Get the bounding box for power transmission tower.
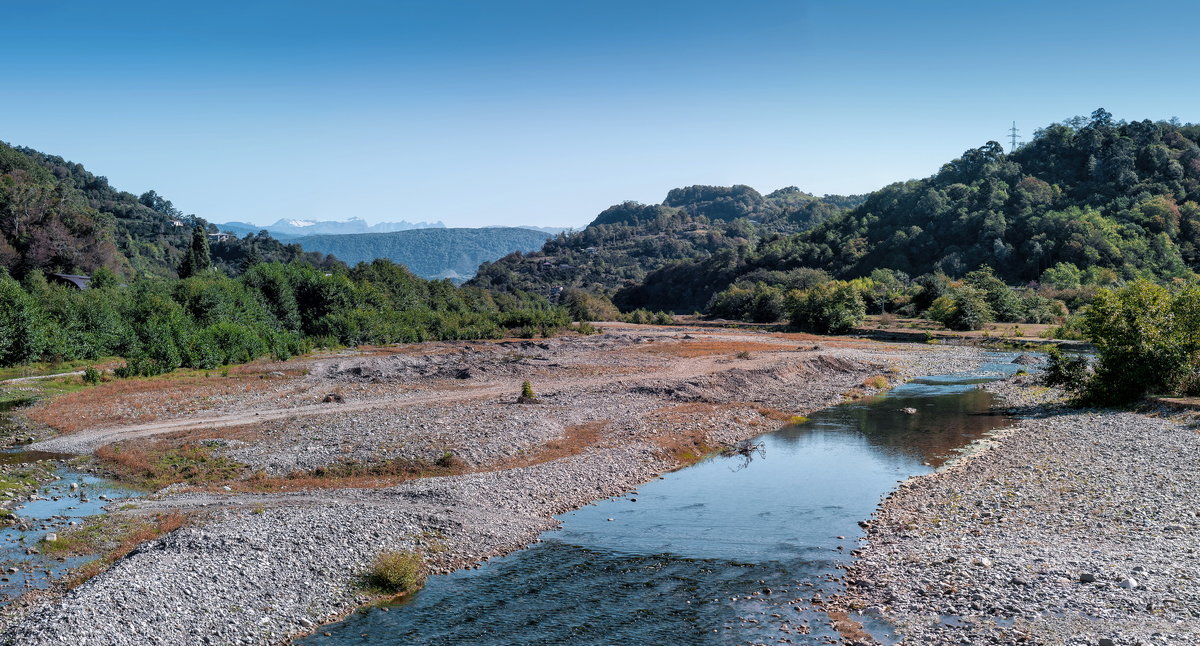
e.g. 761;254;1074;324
1009;121;1021;153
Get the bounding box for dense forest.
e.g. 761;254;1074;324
9;111;1200;385
0;260;568;371
467;185;862;298
0;142;572;372
292;227;553;282
622;111;1200;312
0;142;339;279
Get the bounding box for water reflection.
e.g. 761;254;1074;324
300;358;1020;645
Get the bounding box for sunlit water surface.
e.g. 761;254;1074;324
298;357;1023;645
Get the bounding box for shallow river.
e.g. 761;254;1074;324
0;404;141;605
301;356;1022;645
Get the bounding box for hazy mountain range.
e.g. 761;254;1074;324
216;217;445;239
291;227;555;282
217;218;571;240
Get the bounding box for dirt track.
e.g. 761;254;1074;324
2;324;995;646
27;323;888;464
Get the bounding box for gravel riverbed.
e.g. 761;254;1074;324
0;329;995;645
835;378;1200;645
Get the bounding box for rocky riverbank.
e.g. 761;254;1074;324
836;378;1200;645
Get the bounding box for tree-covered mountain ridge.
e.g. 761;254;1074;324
0;141;339;279
216;217;446;239
290;227;555;282
466;184;865;299
623;110;1200;311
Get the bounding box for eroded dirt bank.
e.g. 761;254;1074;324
0;324;991;645
832;380;1200;646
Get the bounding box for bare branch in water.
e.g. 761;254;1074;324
720;439;765;470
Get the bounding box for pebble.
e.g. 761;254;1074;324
831;377;1200;644
3;335;998;645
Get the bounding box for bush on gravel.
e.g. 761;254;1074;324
368;550;425;595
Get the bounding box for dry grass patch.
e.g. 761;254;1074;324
96;440;247;489
826;609;876;644
27;369;287;433
45;511;188;588
230;454;471;492
643;402;758;466
862;374;890;389
497;421;609;470
638;339;786;359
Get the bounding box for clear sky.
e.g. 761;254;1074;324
3;0;1198;228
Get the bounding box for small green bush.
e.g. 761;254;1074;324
369;551;425;595
785;281;865;334
1041;346;1092;397
82;366;103;385
574;322;600;335
521;380;536;399
114;355;170;378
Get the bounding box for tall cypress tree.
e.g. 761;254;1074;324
179;225;211;278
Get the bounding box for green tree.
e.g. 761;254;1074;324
1079;280;1183;404
1040;262;1082;289
179;225;211;278
928;285;994;330
786;281;865;334
964;266;1024;321
0;273;48;366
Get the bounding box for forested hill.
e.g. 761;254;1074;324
466;185;863;297
292;227;554;282
0;142;339;279
622;111;1200;311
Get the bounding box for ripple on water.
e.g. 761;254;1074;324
300;357;1022;645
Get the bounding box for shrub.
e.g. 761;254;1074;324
1041;346;1092;396
965;267;1025;322
520;380;536;399
82;366;103;385
863;375;889;389
706;282;785;322
1046;280;1200;405
560;289;619;321
368;551;425;595
927;286;994;331
651;311;674;325
114;355;171;378
0;274;49;366
573;322;600;335
1076;281;1183;404
785;281;865;334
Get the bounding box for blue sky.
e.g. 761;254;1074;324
3;1;1198;228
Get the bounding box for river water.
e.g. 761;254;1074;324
0;405;141;605
301;356;1022;645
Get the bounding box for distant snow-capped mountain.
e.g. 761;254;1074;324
216;217;446;239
